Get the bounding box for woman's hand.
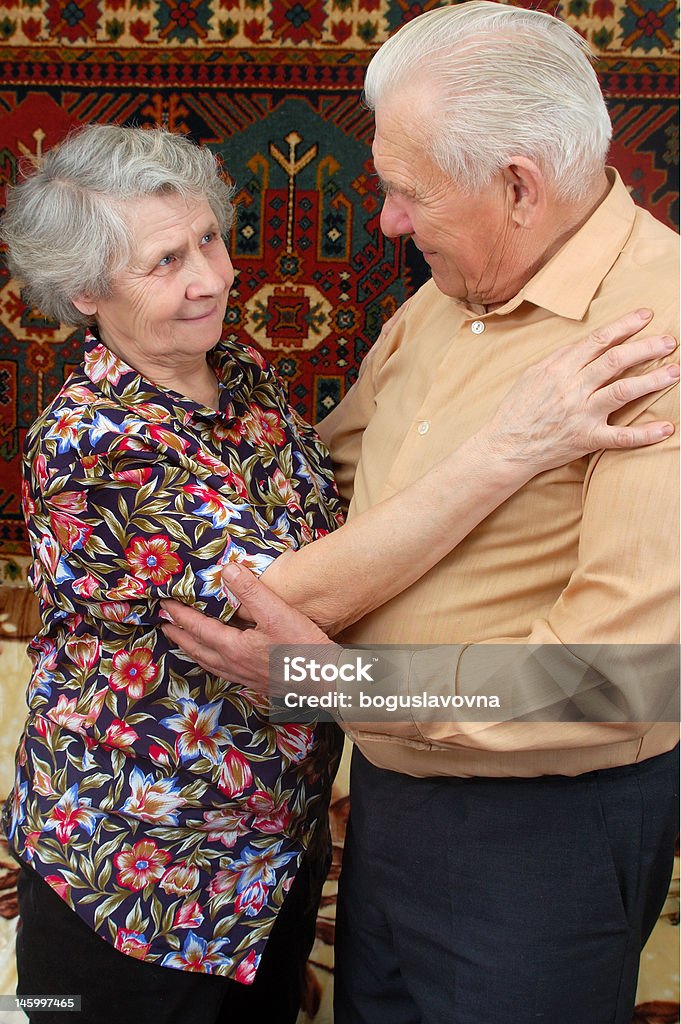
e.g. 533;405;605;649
480;309;678;475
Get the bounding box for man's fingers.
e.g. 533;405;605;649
162;600;219;645
162;621;229;675
221;563;280;628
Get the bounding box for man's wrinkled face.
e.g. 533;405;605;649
372;95;521;306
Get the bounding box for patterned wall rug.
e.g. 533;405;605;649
0;0;678;589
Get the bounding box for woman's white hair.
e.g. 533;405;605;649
363;1;612;201
0;124;235;327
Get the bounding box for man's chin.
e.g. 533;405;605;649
428;271;469;302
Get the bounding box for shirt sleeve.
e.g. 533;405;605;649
344;383;680;752
26;438;261;627
317;304;409;503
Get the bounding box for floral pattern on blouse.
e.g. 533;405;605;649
3;331;344;981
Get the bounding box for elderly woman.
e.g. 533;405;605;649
0;124;675;1024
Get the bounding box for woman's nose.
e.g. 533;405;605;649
185;247;233;298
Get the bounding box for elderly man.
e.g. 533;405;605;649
165;3;679;1022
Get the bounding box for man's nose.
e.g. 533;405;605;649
379;195;413;238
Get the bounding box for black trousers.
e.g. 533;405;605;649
16;834;329;1024
335;745;679;1024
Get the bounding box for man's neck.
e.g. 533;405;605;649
483;171;612;312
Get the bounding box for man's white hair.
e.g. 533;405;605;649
363;1;612;201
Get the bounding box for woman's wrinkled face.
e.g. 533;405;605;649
75;193;234;376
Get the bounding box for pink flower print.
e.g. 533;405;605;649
148;743;173;766
111;466;152;486
108;647;158;700
84;342;130;384
234;948;261;984
47;696;87;733
235;878;268;917
226;470;248;500
102;718;139;751
45;875;71;902
33;767;55;797
46;491;92;552
221;842;297;918
121;767;185;825
275;724;314;764
45;408;81;452
147;425;190;454
161;933;232;974
246;790;292;834
64;633;101;670
245;404;286;446
72;573;100;598
173;900;205;929
125;535;183;586
182;484;243;527
218;748;254;798
267;468;302;511
114;927;152;960
160;698;231;765
160;861;200;896
99;601;133;622
114;839;171;891
200;807;249;849
107;574;148;600
43;784;101;844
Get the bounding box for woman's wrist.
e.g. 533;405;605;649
457;428;538;494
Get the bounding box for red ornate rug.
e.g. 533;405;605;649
0;0;678;583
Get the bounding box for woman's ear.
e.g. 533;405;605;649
72;295;98;316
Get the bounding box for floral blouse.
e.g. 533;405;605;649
3;331;344;981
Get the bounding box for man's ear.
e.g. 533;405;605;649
502;157;547;229
72;295;98;316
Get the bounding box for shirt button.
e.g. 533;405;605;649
471;320;485;335
417;420;430;435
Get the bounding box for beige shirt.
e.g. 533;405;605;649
320;170;680;778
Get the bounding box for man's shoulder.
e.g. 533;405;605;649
594;203;679;333
627;204;679;261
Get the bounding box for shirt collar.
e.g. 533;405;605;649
82;331;244;422
517;169;636;320
457;169;637;322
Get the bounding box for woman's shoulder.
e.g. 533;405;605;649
25;367;127;463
